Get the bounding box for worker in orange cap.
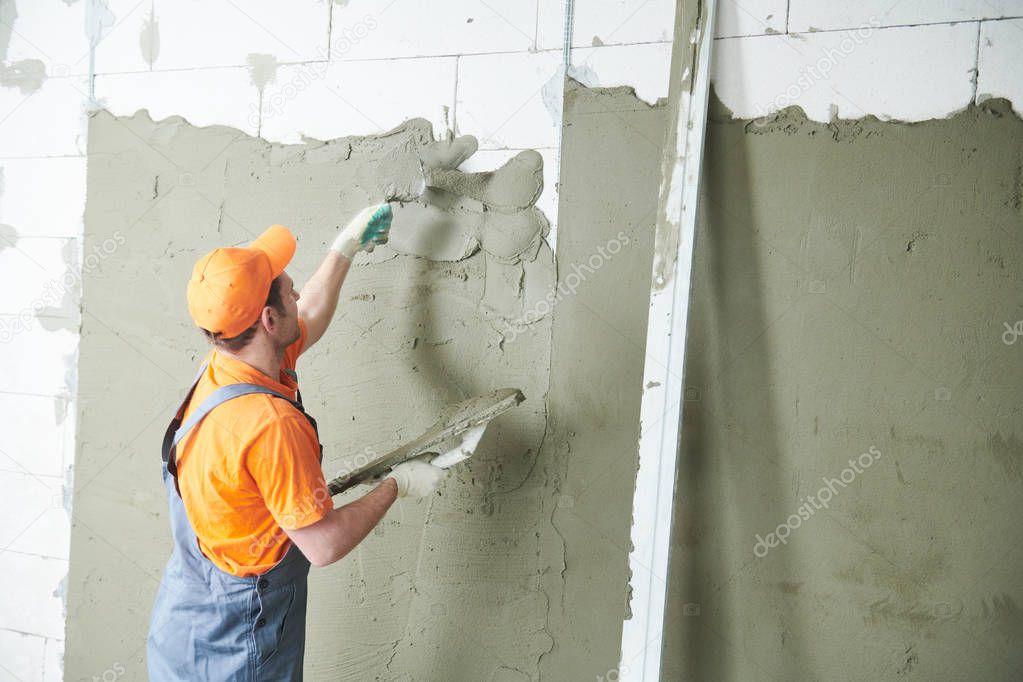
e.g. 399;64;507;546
147;205;450;681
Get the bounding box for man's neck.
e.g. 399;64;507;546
219;343;284;381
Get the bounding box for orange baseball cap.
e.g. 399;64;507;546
187;225;296;338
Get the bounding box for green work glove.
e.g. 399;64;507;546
331;203;392;259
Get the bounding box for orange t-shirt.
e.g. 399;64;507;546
175;318;332;576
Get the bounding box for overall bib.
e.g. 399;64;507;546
147;361;322;681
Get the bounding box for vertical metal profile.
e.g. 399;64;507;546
619;0;717;679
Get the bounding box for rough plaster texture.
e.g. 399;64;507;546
63;79;1023;680
536;79;667;680
662;96;1023;679
66;111;558;680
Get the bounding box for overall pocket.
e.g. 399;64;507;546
252;581;297;668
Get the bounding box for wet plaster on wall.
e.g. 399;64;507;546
536;78;668;680
61;79;1023;680
247;52;278;137
65;110;558;680
534;78;1023;680
660;95;1023;679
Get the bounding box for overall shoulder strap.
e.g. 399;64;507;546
170;383;296;451
161;359;211;465
162;381;302;495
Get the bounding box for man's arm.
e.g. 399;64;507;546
284;459;447;567
285;478;397;567
298;250;350;352
296;204;393;354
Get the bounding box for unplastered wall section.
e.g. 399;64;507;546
0;1;91;679
1;0;1021;678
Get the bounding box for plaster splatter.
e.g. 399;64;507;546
139;6;160;68
246;53;279;92
0;1;45;93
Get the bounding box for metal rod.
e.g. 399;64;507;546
619;0;718;679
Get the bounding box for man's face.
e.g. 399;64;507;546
274;272;302;349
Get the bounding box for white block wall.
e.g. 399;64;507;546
0;0;1020;678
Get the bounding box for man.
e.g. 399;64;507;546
148;205;453;680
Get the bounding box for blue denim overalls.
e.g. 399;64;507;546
147;360;323;681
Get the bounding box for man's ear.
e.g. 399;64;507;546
260;305;278;333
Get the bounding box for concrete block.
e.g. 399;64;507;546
717;0;788;37
7;506;71;562
788;0;1022;32
91;0;158;75
151;0;330;70
0;324;77;396
94;68;259;135
0;237;76;318
0;76;88;157
712;23;977;121
0;552;67;640
43;637;64;682
977;18;1023;117
1;0;91;77
0;628;46;682
0;470;67;560
0;159;87;239
456;51;564;149
569;42;673;105
330;1;536;59
538;0;674;49
0;394;68;479
95;0;330;73
259;57;457;144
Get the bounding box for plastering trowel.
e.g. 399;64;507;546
327;388;525;496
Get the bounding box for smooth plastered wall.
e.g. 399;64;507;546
660;95;1023;679
546;79;1023;680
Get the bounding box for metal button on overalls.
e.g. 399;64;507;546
147;361;323;681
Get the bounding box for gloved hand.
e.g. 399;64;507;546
430;424;487;469
384;457;447;498
331;203;393;259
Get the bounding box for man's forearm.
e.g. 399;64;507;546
298;250;351;348
322;479;397;565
